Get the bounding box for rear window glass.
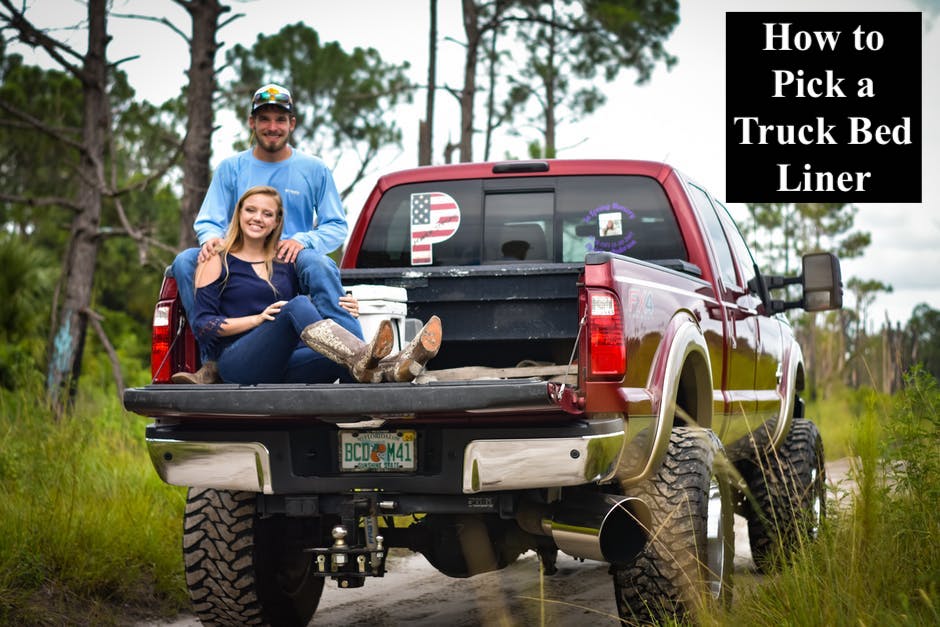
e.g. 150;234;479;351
356;175;686;267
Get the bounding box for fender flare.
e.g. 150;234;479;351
621;311;713;486
770;338;804;450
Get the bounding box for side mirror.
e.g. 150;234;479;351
801;252;842;311
751;252;843;313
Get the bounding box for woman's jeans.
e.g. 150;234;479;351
171;248;363;362
217;295;352;384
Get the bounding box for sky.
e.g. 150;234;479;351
16;0;940;328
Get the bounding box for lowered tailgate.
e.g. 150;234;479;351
123;378;558;420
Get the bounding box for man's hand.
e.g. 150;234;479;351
277;239;305;263
339;293;359;318
198;237;224;263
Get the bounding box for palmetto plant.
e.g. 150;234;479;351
0;234;56;388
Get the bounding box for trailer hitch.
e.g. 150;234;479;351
304;494;388;587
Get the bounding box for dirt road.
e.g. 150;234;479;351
299;507;770;625
142;522;751;626
142;459;854;627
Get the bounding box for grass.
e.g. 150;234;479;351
705;369;940;626
0;370;936;625
0;384;189;625
804;382;891;461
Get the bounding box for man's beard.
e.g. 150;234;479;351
257;133;289;153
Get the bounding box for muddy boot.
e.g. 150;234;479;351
301;319;394;383
171;361;220;384
377;315;442;382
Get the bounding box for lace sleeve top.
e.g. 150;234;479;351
191;254;299;360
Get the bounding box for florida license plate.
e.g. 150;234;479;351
339;430;416;472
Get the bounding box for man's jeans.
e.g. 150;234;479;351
170;248;363;362
294;249;363;339
215;295;351;384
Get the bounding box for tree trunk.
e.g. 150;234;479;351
459;0;481;162
483;26;497;161
419;0;437;166
543;2;557;158
46;0;109;413
881;319;890;394
177;0;228;250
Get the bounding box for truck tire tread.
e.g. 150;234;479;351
738;418;826;571
612;427;734;624
183;487;322;627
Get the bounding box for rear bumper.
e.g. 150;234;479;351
145;416;625;495
148;439;274;494
462;431;623;493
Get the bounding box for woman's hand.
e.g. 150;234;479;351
257;300;289;326
339;294;359;318
218;300;288;337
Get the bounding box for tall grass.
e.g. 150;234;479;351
1;372;936;625
805;382;892;461
0;384;189;624
711;368;939;626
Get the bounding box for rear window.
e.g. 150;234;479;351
356;175;687;267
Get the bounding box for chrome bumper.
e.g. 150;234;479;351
147;439;273;494
147;428;625;496
462;431;624;493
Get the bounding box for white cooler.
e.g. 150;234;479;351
344;284;408;351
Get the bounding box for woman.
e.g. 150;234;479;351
190;185;441;384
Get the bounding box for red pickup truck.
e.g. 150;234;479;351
124;159;842;625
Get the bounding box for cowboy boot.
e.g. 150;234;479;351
301;319;394;383
171;361;220;384
376;315;442;382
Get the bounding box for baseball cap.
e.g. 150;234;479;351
251;83;293;114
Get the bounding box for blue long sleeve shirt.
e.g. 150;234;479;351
194;149;347;254
191;255;300;361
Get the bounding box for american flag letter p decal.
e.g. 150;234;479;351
410;192;461;265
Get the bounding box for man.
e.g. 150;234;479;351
171;83;360;383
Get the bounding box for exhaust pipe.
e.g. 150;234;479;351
520;492;651;564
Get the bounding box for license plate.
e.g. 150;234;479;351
339;430;416;472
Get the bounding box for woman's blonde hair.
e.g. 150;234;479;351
218;185;285;294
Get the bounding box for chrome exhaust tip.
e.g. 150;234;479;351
544;492;650;563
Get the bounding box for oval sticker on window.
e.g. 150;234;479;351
410;192;461;265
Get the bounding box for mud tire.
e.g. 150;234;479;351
183;488;323;626
738;418;826;571
612;427;734;624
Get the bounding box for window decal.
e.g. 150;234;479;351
585;202;637;254
599;211;623;237
410;192;461;265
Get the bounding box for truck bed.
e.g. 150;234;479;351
340;263;583;369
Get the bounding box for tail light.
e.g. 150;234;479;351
586;289;626;379
151;302;173;383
